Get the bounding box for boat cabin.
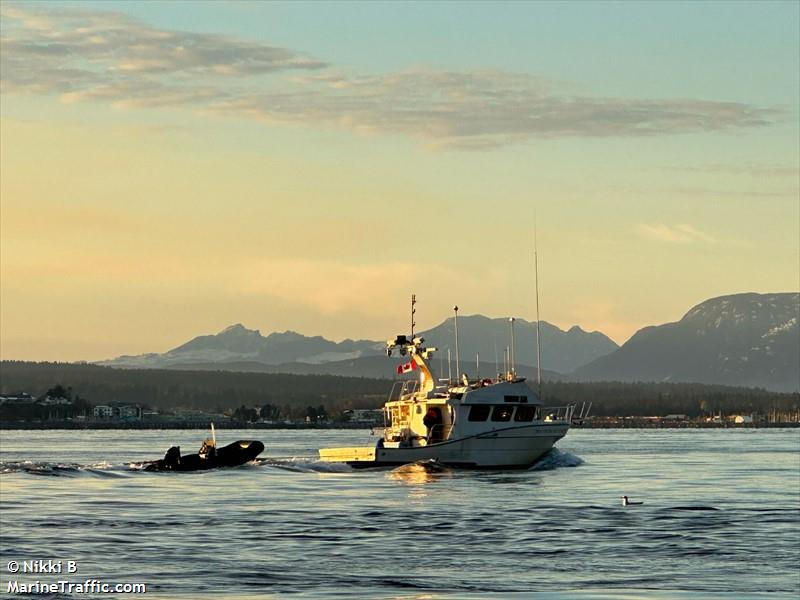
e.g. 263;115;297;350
381;377;549;448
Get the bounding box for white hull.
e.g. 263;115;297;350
325;423;569;469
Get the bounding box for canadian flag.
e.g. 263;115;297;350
396;361;417;375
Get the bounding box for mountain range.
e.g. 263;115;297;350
574;293;798;392
99;292;799;392
99;316;618;377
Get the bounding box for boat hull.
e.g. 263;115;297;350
320;424;569;469
143;440;264;472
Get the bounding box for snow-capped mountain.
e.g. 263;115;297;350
100;324;384;369
98;316;619;374
573;293;799;392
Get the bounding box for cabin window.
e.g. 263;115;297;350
491;406;513;422
514;405;537;422
505;395;529;403
468;405;490;421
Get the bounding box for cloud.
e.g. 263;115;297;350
208;70;779;149
663;163;800;178
0;4;783;150
667;186;798;199
636;223;716;244
0;3;326;94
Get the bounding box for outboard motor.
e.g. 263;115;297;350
163;446;181;469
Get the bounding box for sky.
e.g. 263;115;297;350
1;0;798;361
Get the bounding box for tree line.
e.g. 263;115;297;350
0;361;388;418
1;361;797;419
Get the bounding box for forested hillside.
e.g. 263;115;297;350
2;361;796;419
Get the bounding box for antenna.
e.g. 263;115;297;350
493;337;499;379
509;317;516;377
411;294;416;338
453;305;461;382
447;348;452;384
534;218;542;400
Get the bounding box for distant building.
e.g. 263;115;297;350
117;405;142;420
733;414;754;424
344;408;384;425
0;393;37;405
93;405;114;418
664;414;688;421
93;404;142;420
38;396;73;406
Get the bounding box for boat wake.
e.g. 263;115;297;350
0;460;127;477
2;450;583;477
257;457;354;473
528;448;584;471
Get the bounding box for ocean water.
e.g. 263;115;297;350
0;428;798;599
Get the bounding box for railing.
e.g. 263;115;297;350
571;402;592;425
539;404;576;423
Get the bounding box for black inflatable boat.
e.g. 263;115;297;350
144;438;264;472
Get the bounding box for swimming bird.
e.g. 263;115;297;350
621;495;643;506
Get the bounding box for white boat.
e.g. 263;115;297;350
319;307;582;469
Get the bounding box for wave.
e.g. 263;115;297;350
529;448;584;471
0;460;125;477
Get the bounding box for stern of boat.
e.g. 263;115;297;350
319;446;377;464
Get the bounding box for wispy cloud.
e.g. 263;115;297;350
636;223;716;244
208;70;780;149
662;162;800;178
0;4;783;150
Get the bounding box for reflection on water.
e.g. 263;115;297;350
389;460;455;486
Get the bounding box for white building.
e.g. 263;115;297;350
93;405;114;418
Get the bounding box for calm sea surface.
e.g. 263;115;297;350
1;428;798;599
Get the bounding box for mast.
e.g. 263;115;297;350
453;305;460;381
411;294;416;339
534;222;542;399
476;353;480;379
